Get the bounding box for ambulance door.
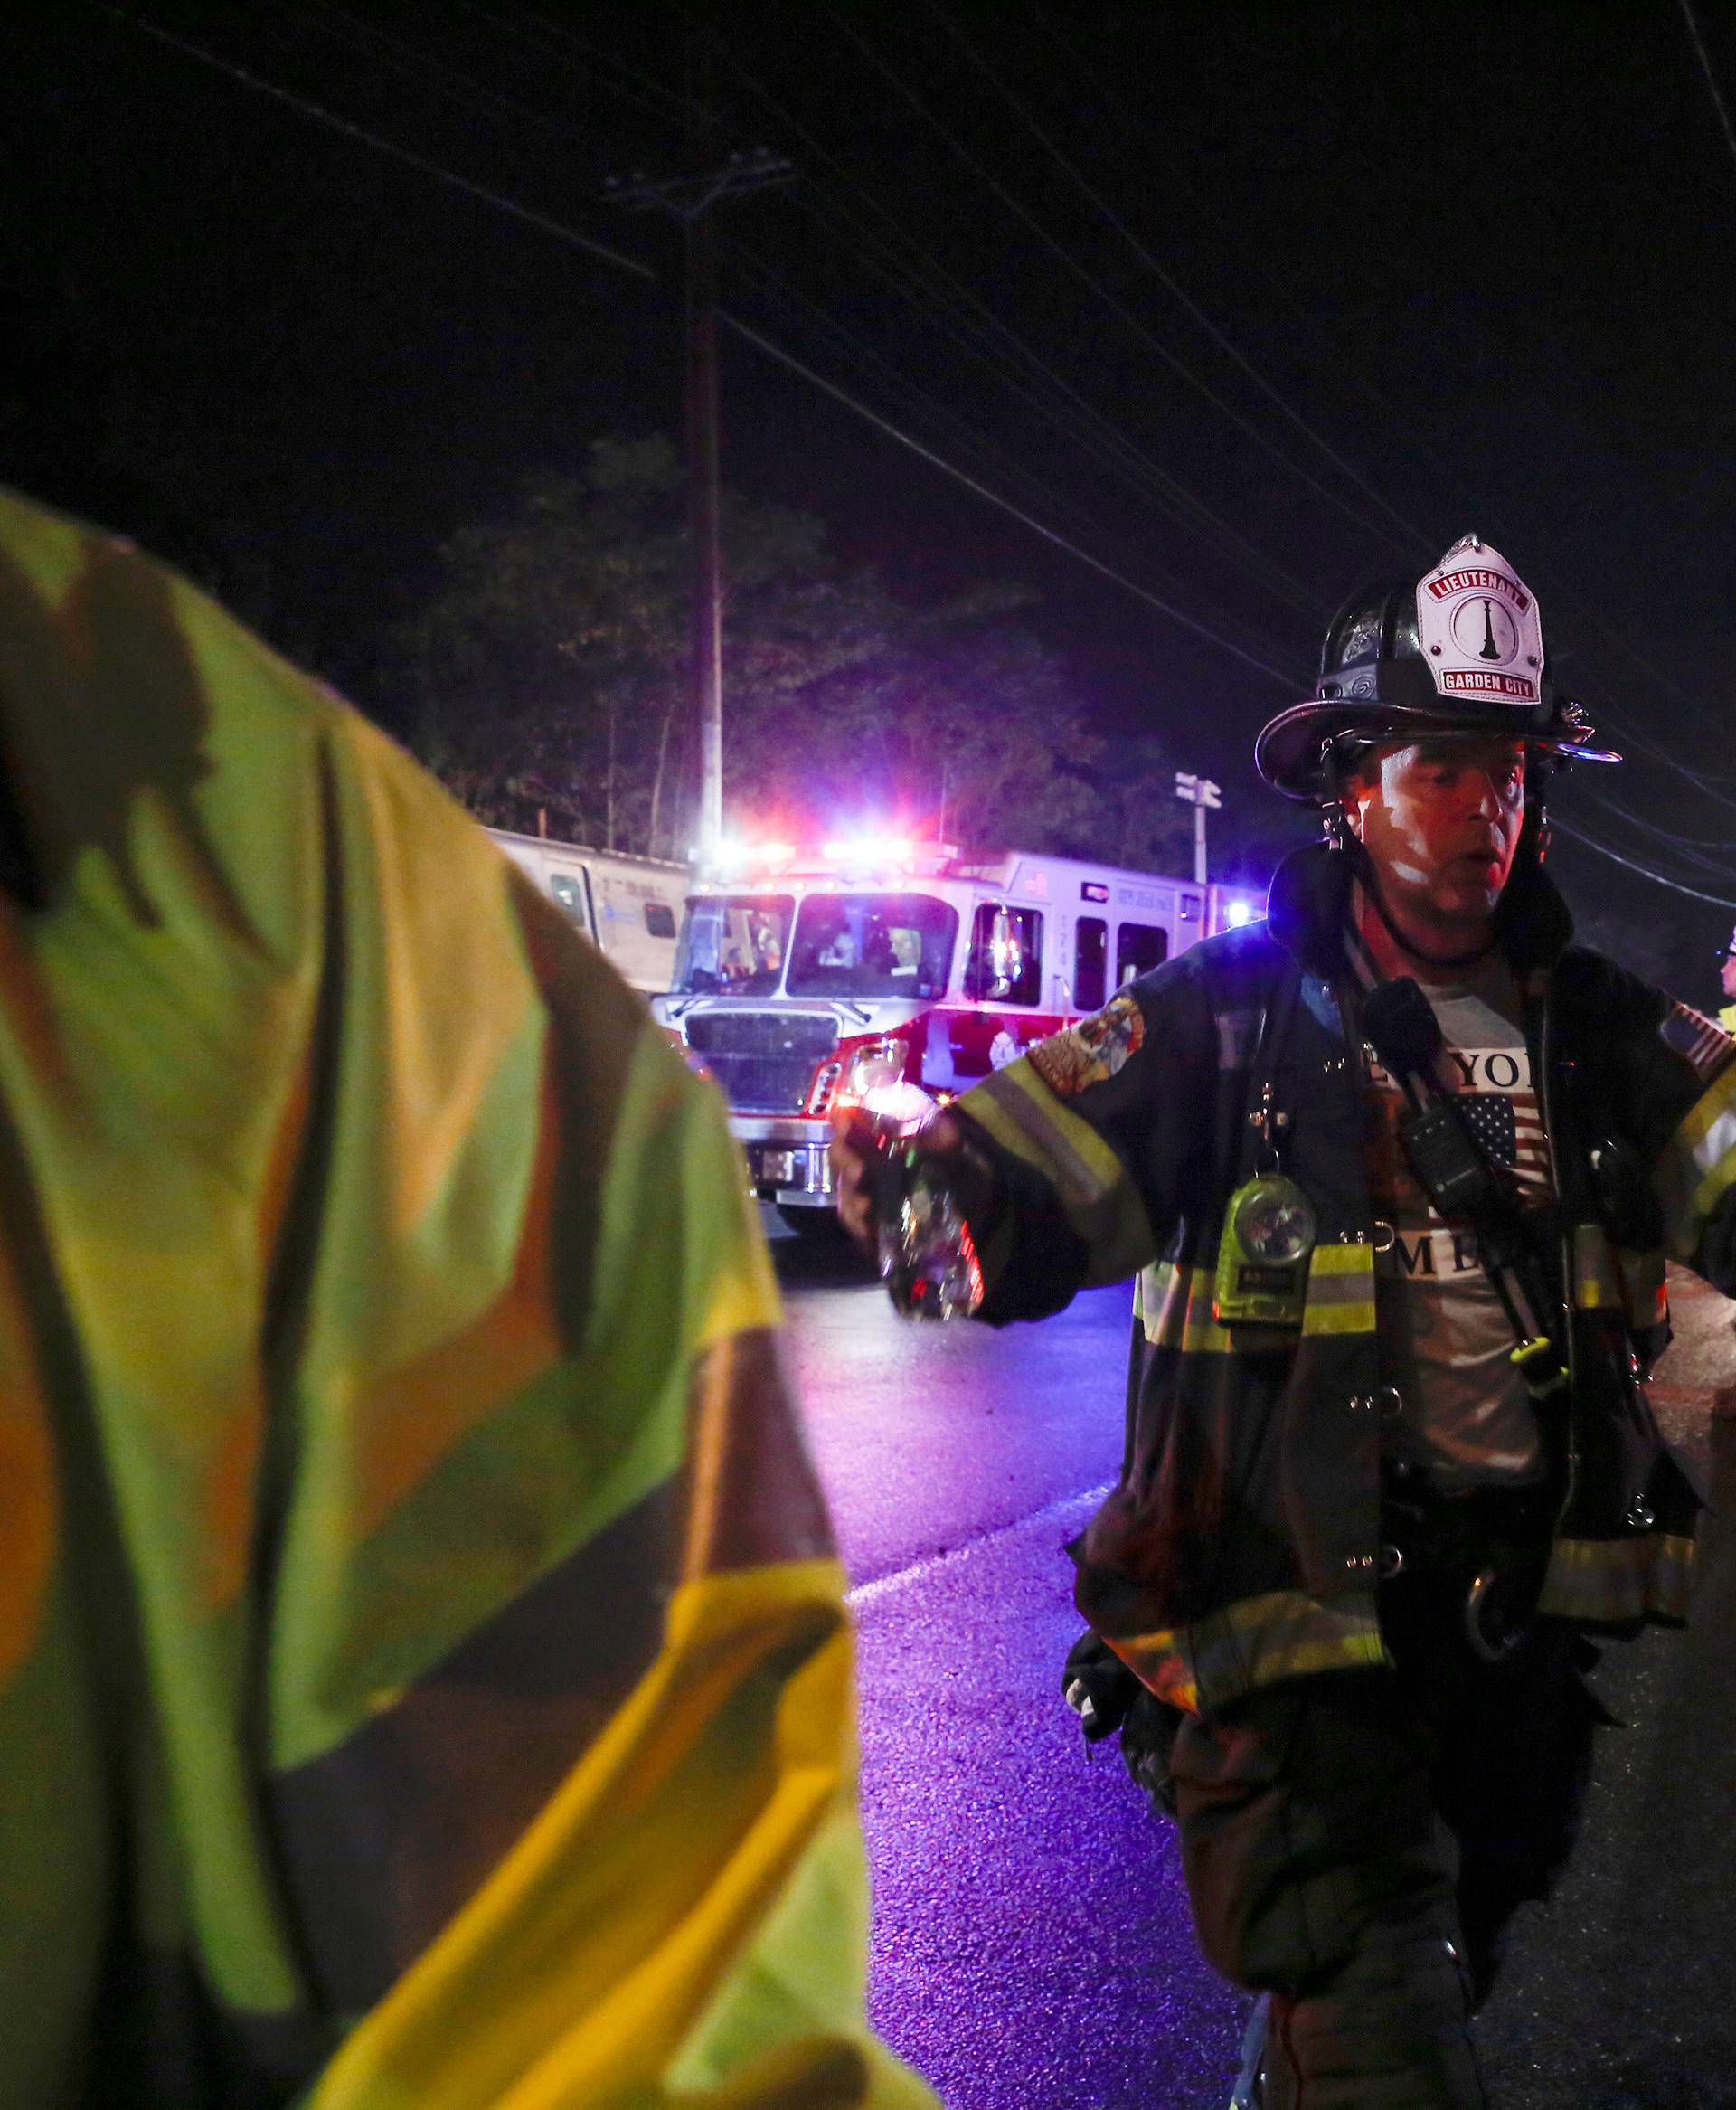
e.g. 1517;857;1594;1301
588;861;683;995
542;856;599;945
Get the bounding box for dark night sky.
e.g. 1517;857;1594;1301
7;1;1736;983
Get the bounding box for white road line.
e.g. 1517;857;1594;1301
844;1482;1116;1607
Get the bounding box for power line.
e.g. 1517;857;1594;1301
93;3;656;283
1677;0;1736;172
90;1;1736;902
732;248;1307;669
920;0;1437;559
1552;816;1736;909
699;34;1332;620
769;191;1326;624
718;311;1297;686
831;12;1416;560
93;2;1300;687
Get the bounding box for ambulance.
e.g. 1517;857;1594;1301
650;839;1265;1228
487;828;688;996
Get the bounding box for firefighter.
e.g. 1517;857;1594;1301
0;487;934;2110
834;535;1733;2107
1718;923;1736;1032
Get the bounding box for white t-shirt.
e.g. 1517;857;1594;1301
1362;953;1552;1486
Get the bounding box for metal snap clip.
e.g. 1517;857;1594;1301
1378;1544;1406;1580
1375;1385;1404;1419
1371;1220;1397;1253
1626;1500;1656;1530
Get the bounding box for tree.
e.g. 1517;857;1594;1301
395;434;1179;869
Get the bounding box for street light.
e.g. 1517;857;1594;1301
1174;771;1222;887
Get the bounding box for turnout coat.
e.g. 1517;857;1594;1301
954;841;1733;1717
0;489;934;2110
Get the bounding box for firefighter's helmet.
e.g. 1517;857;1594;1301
1255;535;1620;801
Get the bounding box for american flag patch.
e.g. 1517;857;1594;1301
1659;1003;1733;1083
1459;1088;1552;1196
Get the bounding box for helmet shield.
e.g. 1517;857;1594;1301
1256;535;1621;800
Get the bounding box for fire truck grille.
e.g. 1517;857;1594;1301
685;1011;840;1113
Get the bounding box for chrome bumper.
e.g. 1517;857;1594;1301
733;1118;835;1206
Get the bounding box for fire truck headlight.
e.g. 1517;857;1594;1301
845;1038;907;1096
1225;900;1253;928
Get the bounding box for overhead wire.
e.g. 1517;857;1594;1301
87;4;1736;892
920;0;1438;558
1571;786;1736;882
90;0;1300;690
1677;0;1736;172
715;311;1297;684
1550;816;1736;910
764;188;1326;628
731;245;1307;668
284;0;1324;628
269;0;1331;641
640;27;1337;622
1014;0;1736;781
91;2;656;283
830;11;1420;561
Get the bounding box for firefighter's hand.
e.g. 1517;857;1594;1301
827;1106;964;1255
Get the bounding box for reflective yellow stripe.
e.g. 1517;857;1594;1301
1538;1532;1696;1624
1656;1059;1736;1258
963;1057;1155;1283
1303;1241;1376;1335
1137;1239;1374;1350
1571;1223;1623;1310
1136;1262;1232;1353
1572;1225;1670;1331
309;1561;877;2107
1108;1586;1389;1717
1618;1246;1669;1330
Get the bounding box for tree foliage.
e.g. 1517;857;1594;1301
395;435;1190;872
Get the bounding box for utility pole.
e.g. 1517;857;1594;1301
607;147;791;860
1174;771;1222;887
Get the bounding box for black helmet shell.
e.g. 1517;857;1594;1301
1256;536;1620;800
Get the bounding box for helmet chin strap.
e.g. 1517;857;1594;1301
1361;868;1501;972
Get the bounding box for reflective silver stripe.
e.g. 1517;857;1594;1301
1109;1587;1389;1717
1214;1008;1262;1071
964;1057;1154;1282
1303;1241;1376;1335
1538;1532;1696;1623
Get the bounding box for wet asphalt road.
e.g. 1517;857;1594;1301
768;1217;1736;2110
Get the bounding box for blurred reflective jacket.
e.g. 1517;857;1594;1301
0;488;933;2110
952;841;1732;1716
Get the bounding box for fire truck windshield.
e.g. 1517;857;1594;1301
672;895;793;994
786;893;958;1000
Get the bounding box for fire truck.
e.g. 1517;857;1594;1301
650;839;1264;1230
487;828;688;997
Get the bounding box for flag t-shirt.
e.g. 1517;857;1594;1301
1363;954;1552;1486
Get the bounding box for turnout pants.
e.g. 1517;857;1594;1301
1165;1505;1601;2108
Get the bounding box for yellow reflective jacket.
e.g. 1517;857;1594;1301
0;488;933;2110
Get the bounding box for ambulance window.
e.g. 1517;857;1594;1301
1117;922;1168;985
644;902;676;939
548;873;588;928
1074;917;1107;1012
966;904;1043;1007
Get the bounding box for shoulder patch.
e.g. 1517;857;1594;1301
1658;1001;1734;1083
1028;990;1146;1098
